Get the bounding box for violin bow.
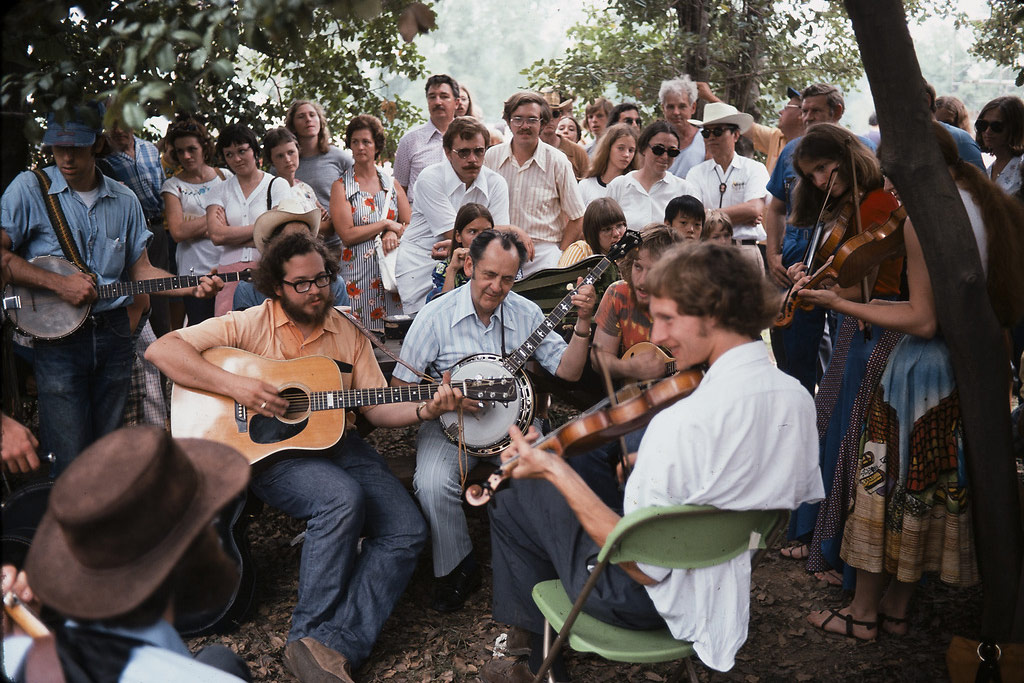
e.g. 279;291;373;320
845;138;873;340
593;350;633;484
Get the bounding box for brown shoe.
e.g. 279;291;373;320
283;636;355;683
506;626;532;656
480;657;534;683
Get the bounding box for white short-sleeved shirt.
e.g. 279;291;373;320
624;341;822;672
204;172;291;265
577;175;611;206
606;171;700;230
686;155;770;241
394;160;510;313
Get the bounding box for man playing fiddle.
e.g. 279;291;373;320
480;241;822;681
391;228;597;613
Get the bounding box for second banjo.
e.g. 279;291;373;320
439;230;642;456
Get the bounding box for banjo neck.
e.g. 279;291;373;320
96;270;251;300
503;255;616;374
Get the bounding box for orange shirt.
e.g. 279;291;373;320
176;300;386;427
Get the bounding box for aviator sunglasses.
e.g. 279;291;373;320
649;144;681;158
974;119;1005;134
701;126;738;139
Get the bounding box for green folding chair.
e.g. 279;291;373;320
530;504;788;683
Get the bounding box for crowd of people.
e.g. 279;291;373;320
2;68;1023;683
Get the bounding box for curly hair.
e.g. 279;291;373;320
344;115;387;159
646;241;778;338
163;115;215;167
252;232;339;300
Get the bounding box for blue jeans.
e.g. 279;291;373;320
250;433;427;668
32;308;134;476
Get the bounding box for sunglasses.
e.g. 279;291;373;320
649;144;680;158
452;146;486;159
975;120;1005;134
700;126;738;138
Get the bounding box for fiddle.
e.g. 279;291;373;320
464;369;703;506
775;190;904;328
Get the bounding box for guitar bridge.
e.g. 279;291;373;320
234;403;248;433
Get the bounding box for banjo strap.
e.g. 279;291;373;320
337;308;435;383
30;169;92;275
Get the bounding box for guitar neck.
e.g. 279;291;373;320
504;257;612;373
313;381;470;411
98;270;248;299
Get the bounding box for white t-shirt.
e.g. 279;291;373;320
161;169;233;275
606;171;700;230
624;341;822;672
577;175;611;206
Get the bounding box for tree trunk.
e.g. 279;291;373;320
844;0;1022;641
674;0;709;80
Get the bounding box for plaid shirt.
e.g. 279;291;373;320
104;135;166;220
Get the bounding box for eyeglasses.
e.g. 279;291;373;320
649;144;681;158
282;274;332;293
452;146;486;159
975;119;1005;134
510;116;542;127
599;221;627;233
700;127;737;138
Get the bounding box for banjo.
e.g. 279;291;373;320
439;230;642;456
2;255;252;340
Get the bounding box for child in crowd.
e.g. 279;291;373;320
263;127;330;233
664;194;705;240
701;209;735;244
425;203;494;303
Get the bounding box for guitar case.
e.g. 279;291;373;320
174;490;262;637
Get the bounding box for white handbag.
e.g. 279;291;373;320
374;184;399;293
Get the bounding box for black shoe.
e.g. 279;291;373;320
431;563;482;612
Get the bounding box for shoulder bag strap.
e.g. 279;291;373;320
337;309;434;383
30;169;91;274
266;175;283;211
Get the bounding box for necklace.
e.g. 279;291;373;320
714;164;735;208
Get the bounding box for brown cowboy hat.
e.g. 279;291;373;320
25;426;249;621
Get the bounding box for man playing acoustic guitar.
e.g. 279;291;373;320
1;108;221;476
147;232;467;683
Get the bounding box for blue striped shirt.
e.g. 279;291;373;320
393;282;567;382
1;166;151;312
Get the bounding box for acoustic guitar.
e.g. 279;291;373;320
2;255;252;340
170;347;517;465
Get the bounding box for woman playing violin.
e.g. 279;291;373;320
779;124;905;582
478;242;822;681
800;122;1024;641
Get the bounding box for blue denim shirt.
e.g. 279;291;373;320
1;165;151;312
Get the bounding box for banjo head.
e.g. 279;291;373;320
440;354;534;456
5;255;89;340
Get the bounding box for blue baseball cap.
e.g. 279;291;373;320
42;113;101;147
786;86;802;100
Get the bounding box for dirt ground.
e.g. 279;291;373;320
187;419;981;683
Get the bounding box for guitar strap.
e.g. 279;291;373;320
337;308;435;383
30;169;91;275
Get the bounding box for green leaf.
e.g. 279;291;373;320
154;42;176;72
122;101;147;129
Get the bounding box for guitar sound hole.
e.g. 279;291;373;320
279;386;310;420
248;414;308;444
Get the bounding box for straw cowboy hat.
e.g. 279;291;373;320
688;102;754;134
253;191;321;253
25;426;249;620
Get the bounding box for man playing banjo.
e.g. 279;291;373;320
391;228;597;613
0;107;220;475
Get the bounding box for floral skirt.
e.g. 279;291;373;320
337;237;403;332
840;335;979;586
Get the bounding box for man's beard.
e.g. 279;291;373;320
280;292;330;326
